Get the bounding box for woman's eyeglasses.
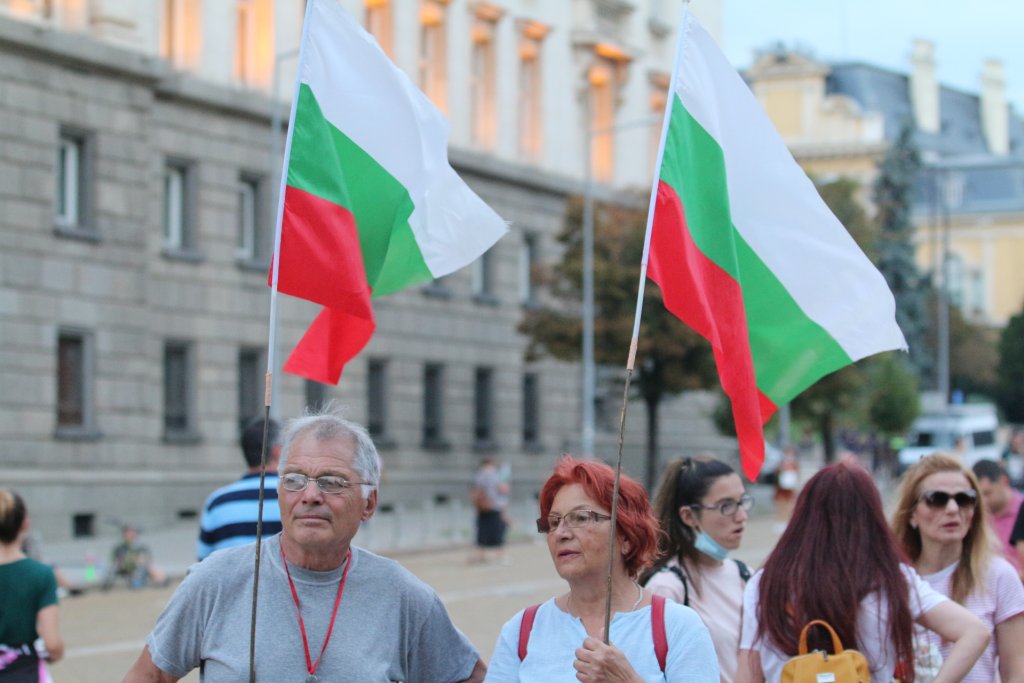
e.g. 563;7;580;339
690;494;754;517
536;509;611;534
918;489;978;510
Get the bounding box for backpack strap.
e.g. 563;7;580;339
652;594;668;673
518;604;541;661
734;559;751;582
666;564;690;606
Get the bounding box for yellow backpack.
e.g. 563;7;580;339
781;620;871;683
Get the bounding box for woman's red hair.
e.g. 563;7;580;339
538;456;660;577
756;462;915;678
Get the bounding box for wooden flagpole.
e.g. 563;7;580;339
249;1;316;680
602;3;690;642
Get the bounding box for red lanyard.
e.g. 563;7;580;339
281;545;352;679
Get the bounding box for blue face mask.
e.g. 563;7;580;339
694;529;730;561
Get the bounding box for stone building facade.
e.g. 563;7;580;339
0;0;734;541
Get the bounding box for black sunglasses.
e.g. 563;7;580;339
918;489;978;509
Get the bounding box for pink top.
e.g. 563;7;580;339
647;557;745;683
990;490;1023;573
921;556;1024;683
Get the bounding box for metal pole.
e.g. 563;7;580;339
582;109;596;459
937;169;952;412
581;116;661;459
267;48;299;419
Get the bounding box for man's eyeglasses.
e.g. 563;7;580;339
536;509;611;534
690;494;754;517
280;472;370;495
918;489;978;510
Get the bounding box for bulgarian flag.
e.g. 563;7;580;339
274;0;507;384
647;13;906;480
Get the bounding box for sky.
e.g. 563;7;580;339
721;0;1024;114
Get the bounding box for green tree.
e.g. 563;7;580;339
872;123;932;383
995;305;1024;422
519;196;716;489
866;353;920;472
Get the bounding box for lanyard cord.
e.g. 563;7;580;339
281;546;351;677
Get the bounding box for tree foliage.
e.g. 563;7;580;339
995;305;1024;423
867;353;920;436
872;123;932;383
519;196;716;488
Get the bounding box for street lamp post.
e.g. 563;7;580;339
937;168;963;412
581;115;660;459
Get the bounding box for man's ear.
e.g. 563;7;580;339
362;489;379;522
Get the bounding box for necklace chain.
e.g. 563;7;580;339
567;581;643;616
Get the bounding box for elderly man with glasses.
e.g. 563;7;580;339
123;407;485;683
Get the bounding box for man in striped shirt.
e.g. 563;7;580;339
197;417;283;560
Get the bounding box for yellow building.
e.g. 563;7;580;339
745;42;1024;326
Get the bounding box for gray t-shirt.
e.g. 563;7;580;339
474;467;508;511
146;534;479;682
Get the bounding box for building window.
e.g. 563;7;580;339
305;379;328;412
163;159;196;254
589;59;618;183
422;363;446;447
518;21;547;161
519;233;538;305
474;367;494;446
238;347;264;430
946;253;965;308
161;0;198;69
367;358;388;438
470;7;501;149
56;330;95;434
522;372;540;447
419;0;447;113
365;0;393;57
55;127;94;236
472;249;496;301
236;173;265;263
234;0;255;84
163;340;196;439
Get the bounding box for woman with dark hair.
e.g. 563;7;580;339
642;456;751;683
892;453;1024;683
0;489;64;682
736;462;988;683
486;456;718;682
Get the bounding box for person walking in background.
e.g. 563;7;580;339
893;454;1024;683
643;456;751;683
486;457;718;681
0;489;64;682
737;461;989;683
771;447;798;534
105;525;168;590
972;459;1024;576
469;457;510;565
1002;429;1024;489
197;417;283;560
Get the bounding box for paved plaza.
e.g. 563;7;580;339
45;505;781;682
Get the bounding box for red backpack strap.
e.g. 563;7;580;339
652;594;667;673
518;604;541;661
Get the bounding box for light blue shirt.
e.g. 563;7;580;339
485;598;719;682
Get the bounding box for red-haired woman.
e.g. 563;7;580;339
892;453;1024;683
486;457;718;682
736;462;988;683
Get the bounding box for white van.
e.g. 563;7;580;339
896;405;1001;474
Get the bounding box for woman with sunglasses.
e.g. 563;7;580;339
641;457;751;683
892;453;1024;683
485;456;718;682
736;461;988;683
